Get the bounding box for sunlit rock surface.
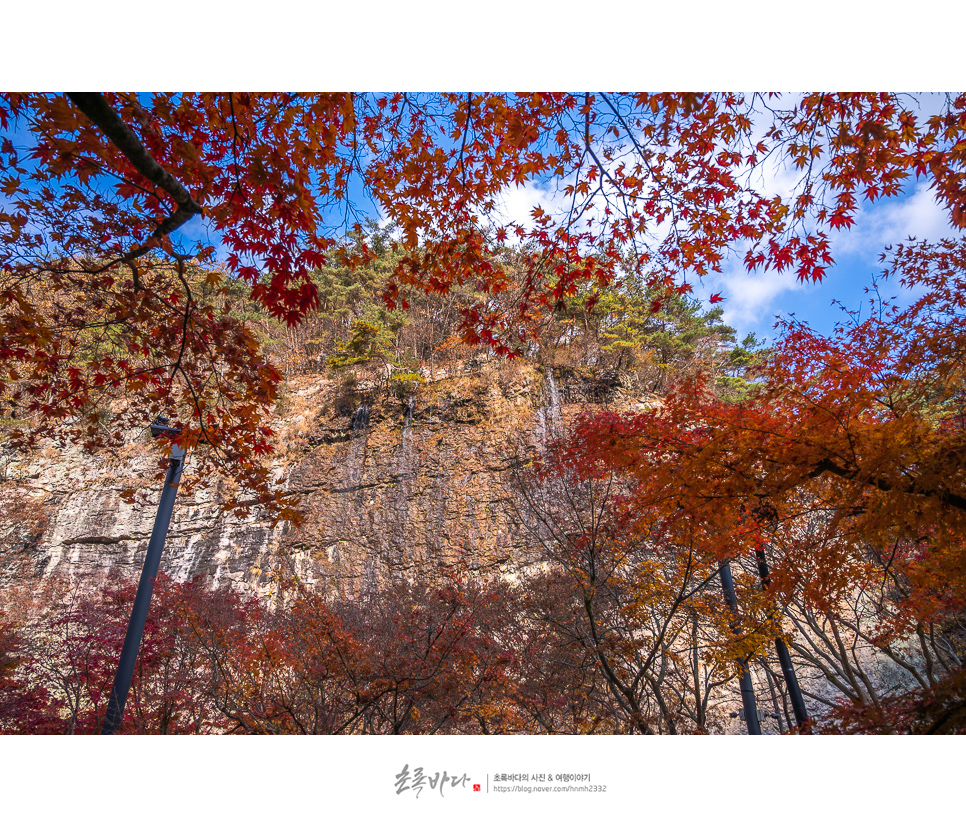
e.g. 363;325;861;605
0;362;635;599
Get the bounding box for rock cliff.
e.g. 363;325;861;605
0;361;641;599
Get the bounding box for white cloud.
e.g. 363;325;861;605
704;264;805;333
831;182;959;257
489;180;577;232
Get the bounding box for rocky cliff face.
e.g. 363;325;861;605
0;361;642;599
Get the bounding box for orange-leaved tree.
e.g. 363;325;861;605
504;436;754;733
561;235;966;726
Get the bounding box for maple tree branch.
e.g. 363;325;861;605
169;256;194;386
65;93;203;261
807;457;966;512
225;93;245;209
456;92;472;192
66;93;200;215
597;92;674;208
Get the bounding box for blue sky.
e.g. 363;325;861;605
703;180;961;341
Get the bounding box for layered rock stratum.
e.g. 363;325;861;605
0;362;644;599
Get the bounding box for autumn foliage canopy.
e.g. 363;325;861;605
2;92;966;733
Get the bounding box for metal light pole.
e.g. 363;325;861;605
101;418;185;735
719;558;762;735
754;548;811;731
